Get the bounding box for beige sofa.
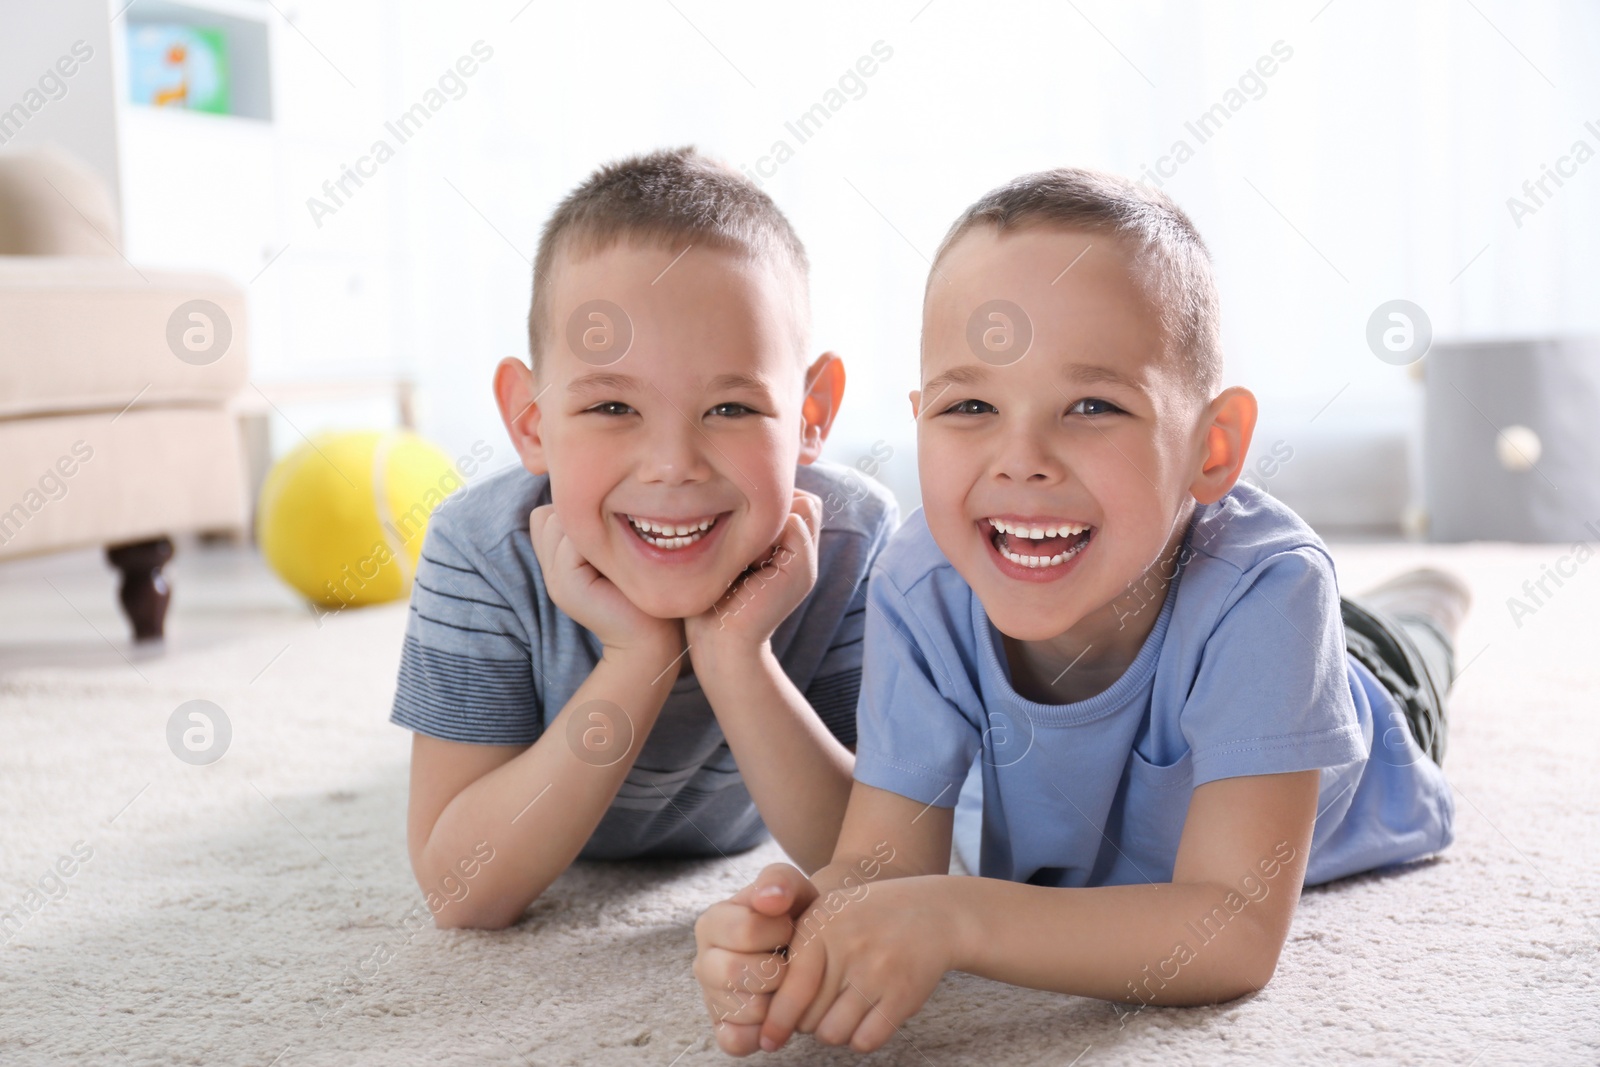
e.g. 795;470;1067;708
0;147;249;640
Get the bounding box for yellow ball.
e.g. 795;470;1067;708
257;430;462;607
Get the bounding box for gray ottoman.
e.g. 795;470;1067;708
1424;337;1600;542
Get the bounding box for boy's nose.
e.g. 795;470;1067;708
993;429;1066;485
638;422;713;485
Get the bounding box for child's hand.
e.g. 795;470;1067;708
760;872;955;1055
685;489;822;660
693;863;819;1056
528;505;682;658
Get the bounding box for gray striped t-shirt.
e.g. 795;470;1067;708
390;460;899;860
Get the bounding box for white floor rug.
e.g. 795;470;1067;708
1;539;1595;1066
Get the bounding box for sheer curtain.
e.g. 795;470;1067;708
361;0;1597;527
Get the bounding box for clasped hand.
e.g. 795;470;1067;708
693;861;955;1055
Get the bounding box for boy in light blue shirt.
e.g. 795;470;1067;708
890;477;1453;890
692;167;1466;1055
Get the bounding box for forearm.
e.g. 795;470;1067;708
794;816;950;907
695;643;853;873
935;874;1288;1005
415;646;676;928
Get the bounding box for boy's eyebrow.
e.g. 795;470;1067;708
922;362;1145;393
1065;362;1147;393
567;372;775;396
706;372;773;394
567;372;644;394
920;364;989;395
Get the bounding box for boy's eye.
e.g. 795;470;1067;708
706;402;755;418
585;401;636;416
1068;397;1123;417
941;399;998;416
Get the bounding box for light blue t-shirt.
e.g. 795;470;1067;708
854;482;1454;887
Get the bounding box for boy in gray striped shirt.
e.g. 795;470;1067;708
391;148;898;929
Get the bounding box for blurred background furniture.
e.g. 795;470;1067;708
1425;338;1600;543
7;1;1599;543
0;145;249;639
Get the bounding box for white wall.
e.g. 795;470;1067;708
0;1;120;201
9;0;1597;528
326;0;1596;526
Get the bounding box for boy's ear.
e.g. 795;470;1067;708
494;356;550;476
798;352;846;464
1190;386;1257;505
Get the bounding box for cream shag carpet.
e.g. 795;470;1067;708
0;540;1596;1066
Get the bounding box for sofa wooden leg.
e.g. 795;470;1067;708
106;537;174;642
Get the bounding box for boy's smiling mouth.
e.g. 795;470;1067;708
624;513;724;551
983;516;1094;571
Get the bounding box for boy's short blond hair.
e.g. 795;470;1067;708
932;167;1223;397
527;147;810;373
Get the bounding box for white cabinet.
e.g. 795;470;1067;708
0;0;409;419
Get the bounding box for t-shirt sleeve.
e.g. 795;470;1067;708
800;484;900;750
1182;547;1366;786
390;519;541;746
850;570;981;808
803;582;867;748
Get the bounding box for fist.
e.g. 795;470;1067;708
688;490;822;657
693;863;819;1055
527;505;680;657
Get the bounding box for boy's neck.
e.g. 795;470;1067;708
1001;511;1193;706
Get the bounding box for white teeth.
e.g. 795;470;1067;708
996;536;1090;569
987;517;1093;569
627;515;716;550
987;518;1089;540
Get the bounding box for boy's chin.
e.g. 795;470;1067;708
611;580;723;623
985;610;1084;643
972;583;1090;643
